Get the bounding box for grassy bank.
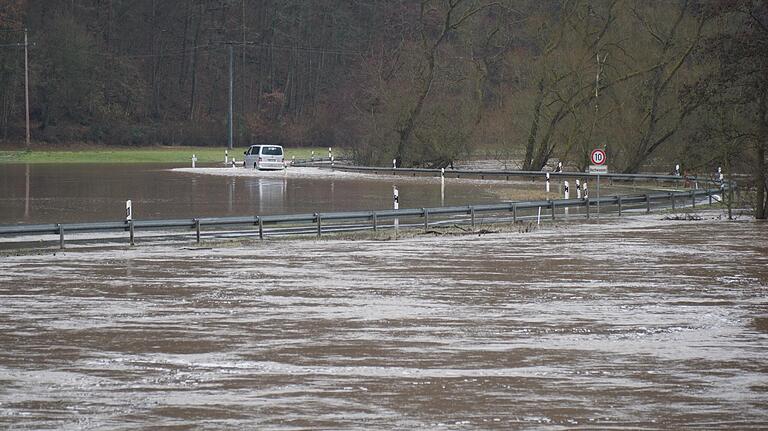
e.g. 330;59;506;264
0;146;330;164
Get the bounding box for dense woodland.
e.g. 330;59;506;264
0;0;766;216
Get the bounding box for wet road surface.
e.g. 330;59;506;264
1;214;766;429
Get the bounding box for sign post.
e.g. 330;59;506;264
589;149;607;221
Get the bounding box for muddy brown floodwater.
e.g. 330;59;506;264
0;213;766;429
1;163;659;225
0;164;512;224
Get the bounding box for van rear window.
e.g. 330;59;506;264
262;146;283;156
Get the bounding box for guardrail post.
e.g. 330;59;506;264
470;206;476;231
646;194;651;213
258;216;264;240
129;220;135;246
423;208;429;232
58;224;65;249
550;200;556;220
729;182;734;219
372;212;378;232
670;192;676;211
512;203;517;223
617;196;622;217
195;218;201;243
691;190;696;208
315;212;322;237
585;198;590;219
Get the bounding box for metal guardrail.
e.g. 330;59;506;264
290;156;350;166
326;165;697;182
0;188;722;249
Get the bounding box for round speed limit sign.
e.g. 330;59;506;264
590;149;606;165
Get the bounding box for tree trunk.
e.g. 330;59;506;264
523;79;545;171
396;50;435;165
756;140;767;219
397;0;480;166
756;90;767;219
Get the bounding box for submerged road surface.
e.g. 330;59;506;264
1;214;767;429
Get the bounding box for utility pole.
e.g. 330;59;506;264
0;29;31;149
24;27;30;150
227;43;234;151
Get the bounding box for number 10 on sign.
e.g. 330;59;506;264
590;149;606;165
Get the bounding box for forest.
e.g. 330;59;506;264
0;0;766;216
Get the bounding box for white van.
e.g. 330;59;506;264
244;144;284;170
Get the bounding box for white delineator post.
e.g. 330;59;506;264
564;180;570;216
393;186;399;234
576;179;581;199
675;164;680;176
126;199;134;246
328;147;332;161
440;168;445;205
583;182;588;199
717;166;725;188
191;154;197;168
546;172;550;194
393;159;397;169
311;151;315;161
225;150;229;165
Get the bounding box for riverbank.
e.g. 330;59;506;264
0;145;322;164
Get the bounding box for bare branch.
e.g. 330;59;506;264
631;7;664;45
749;9;768;34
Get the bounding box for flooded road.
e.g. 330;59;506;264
1;163;659;225
0;164;508;224
1;214;766;429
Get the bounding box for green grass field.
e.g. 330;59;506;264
0;146;331;164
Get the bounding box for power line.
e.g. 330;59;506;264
239;41;362;56
90;41;362;60
92;43;218;59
